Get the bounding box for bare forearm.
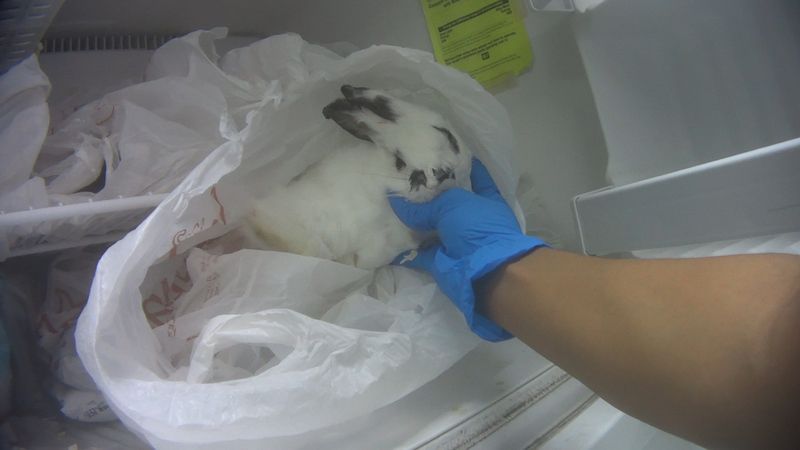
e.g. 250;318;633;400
481;248;800;449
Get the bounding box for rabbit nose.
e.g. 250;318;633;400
410;170;427;191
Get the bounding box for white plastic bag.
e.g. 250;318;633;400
77;29;521;449
0;55;233;258
0;55;50;196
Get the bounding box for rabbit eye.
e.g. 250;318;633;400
433;167;454;183
395;155;406;171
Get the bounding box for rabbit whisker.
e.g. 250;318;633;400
348;171;408;181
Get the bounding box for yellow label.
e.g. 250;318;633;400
420;0;533;87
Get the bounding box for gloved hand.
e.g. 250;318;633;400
389;159;547;341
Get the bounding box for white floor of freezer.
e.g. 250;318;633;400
538;398;703;450
34;11;695;449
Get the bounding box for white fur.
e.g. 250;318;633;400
245;87;472;269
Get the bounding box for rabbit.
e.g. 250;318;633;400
243;85;472;269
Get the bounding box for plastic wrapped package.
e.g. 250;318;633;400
76;28;524;448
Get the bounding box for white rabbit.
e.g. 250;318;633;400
244;85;472;269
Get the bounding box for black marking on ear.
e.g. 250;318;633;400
394;153;407;171
341;85;368;98
322;98;373;142
352;95;397;122
323;98;357;118
338;85;397;122
433;126;460;154
410;170;427;191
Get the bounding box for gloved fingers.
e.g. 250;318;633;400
388;195;439;231
470;158;504;203
391;245;439;272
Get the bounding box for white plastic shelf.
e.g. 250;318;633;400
573;137;800;256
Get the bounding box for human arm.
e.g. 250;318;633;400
389;160;800;449
481;248;800;449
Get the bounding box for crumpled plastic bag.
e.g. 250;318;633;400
77;28;522;449
0;55;50;196
0;43;232;258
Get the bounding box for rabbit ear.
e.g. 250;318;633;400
341;85;397;121
323;98;375;142
322;86;400;142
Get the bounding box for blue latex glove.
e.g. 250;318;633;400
389;159;547;341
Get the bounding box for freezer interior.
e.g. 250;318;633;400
2;0;799;448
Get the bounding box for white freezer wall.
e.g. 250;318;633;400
573;0;800;186
45;0;610;252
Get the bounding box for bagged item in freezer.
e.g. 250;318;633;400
77;28;522;448
35;75;230;199
51;384;114;422
0;55;50;196
0;42;247;257
37;247;116;422
0;268;51;416
0;257;145;448
0;55;58;257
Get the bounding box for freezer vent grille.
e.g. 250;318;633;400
41;33;178;53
